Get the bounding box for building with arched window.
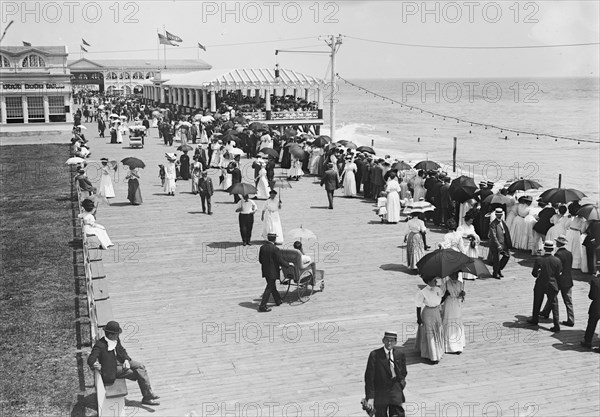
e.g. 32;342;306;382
0;46;72;125
68;58;211;95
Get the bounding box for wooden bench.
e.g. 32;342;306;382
94;299;114;328
89;261;106;280
91;279;110;301
95;371;128;417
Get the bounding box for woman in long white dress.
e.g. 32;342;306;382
458;198;476;228
509;197;533;250
385;172;401;223
343;158;357;197
289;155;304;180
210;141;222;168
164;154;177;196
457;213;480;280
80;199;113;249
415;277;445;363
220;153;233;190
309;147;323;175
255;163;270;199
545;205;569;242
98;159;115;199
412;170;427;201
261;192;284;244
116;122;124;144
406;212;427;270
190;160;203;194
565;215;587;270
441;272;466;353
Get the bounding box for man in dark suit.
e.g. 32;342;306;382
362;158;373;199
581;271;600;351
370;160;385;201
252;157;264;187
488;208;512;279
198;171;214;214
265;158;276;189
258;233;292;312
228;162;243;203
320;163;340;209
540;235;574;326
355;154;364;194
439;176;452;226
532;200;556;252
583;220;600;275
528;241;563;332
364;331;407;417
87;321;160;406
474;181;493;238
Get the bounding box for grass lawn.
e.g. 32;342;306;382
0;144;82;416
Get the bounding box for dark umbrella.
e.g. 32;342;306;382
316;135;331;142
284;127;298;138
344;141;358;149
460;258;492;278
507;179;542;194
221;121;235;131
337;139;350;146
539;188;586;204
416;249;473;280
289;145;305;159
414;160;441;171
449;176;478;203
312;137;329;147
226;183;257;196
357;146;375;154
258;148;279;159
177;144;194;152
120;157;145;169
222;131;239;144
249;122;268;131
232;115;247;125
576;204;599;220
392;161;412;171
284;141;300;147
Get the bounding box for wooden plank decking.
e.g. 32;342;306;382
86;127;599;416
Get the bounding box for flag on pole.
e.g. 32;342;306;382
82;38;91;46
158;33;178;46
23;41;32;47
166;31;183;42
198;42;206;51
80;45;88;52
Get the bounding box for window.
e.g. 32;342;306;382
108;72;118;79
120;72;130;79
78;74;88;80
0;55;10;67
48;96;66;122
146;72;154;79
22;54;45;67
132;71;144;79
27;96;45;122
91;73;101;80
5;97;24;123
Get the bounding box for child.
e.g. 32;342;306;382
158;164;165;186
377;191;388;223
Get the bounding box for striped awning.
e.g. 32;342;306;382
162;68;324;90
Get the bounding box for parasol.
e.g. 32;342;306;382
120;157;146;169
460;258;492;278
258;148;279;159
289;146;305;159
284;127;298;138
311;137;329;148
357;146;375;154
272;178;292;199
226;183;257;196
229;148;245;156
119;115;127;120
414;160;440;171
449;176;478;203
177;144;194;152
576;204;599;220
65;157;85;165
404;200;435;214
507;179;542;194
178;121;192;128
249;122;268;131
109;113;119;118
539;188;586;204
76;125;87;130
416;249;474;280
200;115;214;123
392;161;412;171
287;226;317;243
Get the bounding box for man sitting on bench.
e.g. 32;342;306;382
88;321;160;406
293;241;317;279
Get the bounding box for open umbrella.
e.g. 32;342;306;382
357;146;375;154
226;183;257;196
404;200;435;215
177;144;194;152
312;137;329;148
76;125;87;130
120;157;145;169
109;113;119;118
507;179;542;194
200;115;214;123
284;127;298;138
178;121;193;128
289;146;305;159
392;161;412;171
119;115;127;120
229;148;245;156
416;248;474;280
249;122;268;131
287;226;317;242
284;141;301;147
65;157;85;165
576;204;600;220
449;176;478;203
232;115;248;125
222;132;240;144
258;148;279;159
414;160;440;171
539;188;586;204
460;258;492;278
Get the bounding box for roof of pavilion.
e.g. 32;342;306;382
161;68;324;90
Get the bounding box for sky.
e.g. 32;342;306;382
1;0;598;79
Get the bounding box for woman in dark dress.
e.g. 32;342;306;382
179;151;190;180
126;168;143;205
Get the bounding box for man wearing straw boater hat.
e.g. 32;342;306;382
320;162;341;210
88;321;160;406
364;331;407;417
488;208;512;279
257;232;292;312
540;235;574;326
528;240;563;332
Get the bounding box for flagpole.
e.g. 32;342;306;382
163;25;167;69
157;28;160;60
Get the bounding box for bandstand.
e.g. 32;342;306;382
142;68;326;134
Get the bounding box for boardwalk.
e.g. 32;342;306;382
85;126;599;416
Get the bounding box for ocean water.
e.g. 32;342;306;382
326;77;600;204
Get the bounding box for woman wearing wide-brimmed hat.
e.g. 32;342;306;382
255;159;270;199
79;199;114;249
509;195;533;250
415;276;445;364
125;167;143;205
98;158;115;199
406;212;427;270
163;153;177;196
261;190;284;244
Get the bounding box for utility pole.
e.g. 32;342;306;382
325;34;342;141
